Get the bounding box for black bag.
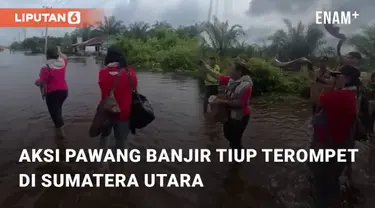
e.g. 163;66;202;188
125;69;155;132
40;64;52;100
88;70;122;138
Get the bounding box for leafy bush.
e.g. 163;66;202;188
113;36;310;98
115;36;200;72
247;58;309;97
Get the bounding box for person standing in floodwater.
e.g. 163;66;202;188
309;65;360;208
97;45;138;171
34;46;68;138
199;59;252;149
203;57;220;113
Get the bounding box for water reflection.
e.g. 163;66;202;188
218;164;245;207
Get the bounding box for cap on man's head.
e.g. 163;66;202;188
347;51;362;60
330;65;360;79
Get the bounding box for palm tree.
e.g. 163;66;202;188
317;45;335;57
349;24;375;65
176;23;203;38
96;16;124;36
201;16;245;56
152;21;172;29
71;27;91;42
127;22;150;39
268;19;326;60
149;21;174;39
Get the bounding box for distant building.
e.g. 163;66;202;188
0;45;8;52
71;36;107;55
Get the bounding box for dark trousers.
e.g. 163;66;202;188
223;115;250;149
309;140;353;207
203;85;218;112
313;162;344;208
45;90;68;128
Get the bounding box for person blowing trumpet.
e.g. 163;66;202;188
309;56;333;115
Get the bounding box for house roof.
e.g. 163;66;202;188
72;36;106;47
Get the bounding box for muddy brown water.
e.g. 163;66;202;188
0;52;374;208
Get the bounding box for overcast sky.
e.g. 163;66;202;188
0;0;374;48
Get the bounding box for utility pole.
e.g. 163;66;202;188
23;29;26;40
42;5;51;55
214;0;219;21
207;0;213;22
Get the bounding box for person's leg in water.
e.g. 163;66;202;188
312;145;347;208
203;85;218;113
113;120;130;172
329;159;346;207
312;161;343;208
223;119;233;144
227;116;250;149
56;90;68;137
45;90;68;138
223;115;250;159
222;116;249;164
98;125;113;171
313;167;330;208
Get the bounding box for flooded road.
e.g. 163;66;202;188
0;52;374;208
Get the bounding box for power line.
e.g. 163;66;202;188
23;29;26;40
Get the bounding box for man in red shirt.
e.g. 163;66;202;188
98;45;138;170
311;65;360;207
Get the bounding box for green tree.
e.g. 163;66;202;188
127;22;150;39
268;19;326;60
201;16;245;56
176;23;203;39
97;16;124;36
9;42;22;51
349;24;375;66
149;21;175;39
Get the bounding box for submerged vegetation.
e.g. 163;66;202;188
8;16;375;97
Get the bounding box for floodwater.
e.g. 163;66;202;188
0;52;374;208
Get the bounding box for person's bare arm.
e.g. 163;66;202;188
57;46;67;59
199;60;220;80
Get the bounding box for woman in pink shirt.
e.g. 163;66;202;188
35;46;68;137
200;59;253;149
